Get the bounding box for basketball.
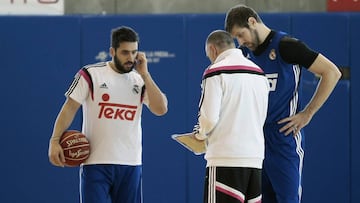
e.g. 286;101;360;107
59;130;90;167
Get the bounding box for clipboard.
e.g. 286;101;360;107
171;132;206;155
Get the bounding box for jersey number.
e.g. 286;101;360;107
266;73;278;92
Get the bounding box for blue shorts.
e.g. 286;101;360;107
80;164;142;203
262;126;305;203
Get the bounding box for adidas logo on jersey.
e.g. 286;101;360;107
132;85;140;94
100;83;108;89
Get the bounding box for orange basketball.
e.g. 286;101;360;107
60;130;90;167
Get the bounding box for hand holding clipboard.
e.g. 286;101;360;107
171;132;206;155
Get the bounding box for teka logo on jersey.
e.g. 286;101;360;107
266;73;278;91
98;93;137;120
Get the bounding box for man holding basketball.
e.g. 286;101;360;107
225;5;341;203
48;26;168;203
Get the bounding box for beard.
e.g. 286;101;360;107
113;55;135;73
245;28;261;51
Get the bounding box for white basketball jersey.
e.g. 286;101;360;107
65;62;148;165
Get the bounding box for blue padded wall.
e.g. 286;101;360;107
292;13;351;203
261;13;291;33
302;81;350;203
291;13;350;82
350;13;360;203
0;16;82;203
291;13;350;67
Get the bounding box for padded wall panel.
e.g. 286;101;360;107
292;13;351;202
0;16;82;203
350;13;360;203
292;13;350;82
302;81;350;203
291;13;349;67
261;13;291;33
80;15;188;203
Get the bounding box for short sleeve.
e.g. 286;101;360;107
279;37;319;68
65;70;90;104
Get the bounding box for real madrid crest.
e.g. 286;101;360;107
269;49;276;60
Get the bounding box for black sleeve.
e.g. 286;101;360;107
279;36;319;69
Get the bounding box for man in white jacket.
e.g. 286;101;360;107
193;30;269;203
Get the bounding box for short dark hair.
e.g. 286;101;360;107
111;26;139;49
206;30;235;50
225;4;262;32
